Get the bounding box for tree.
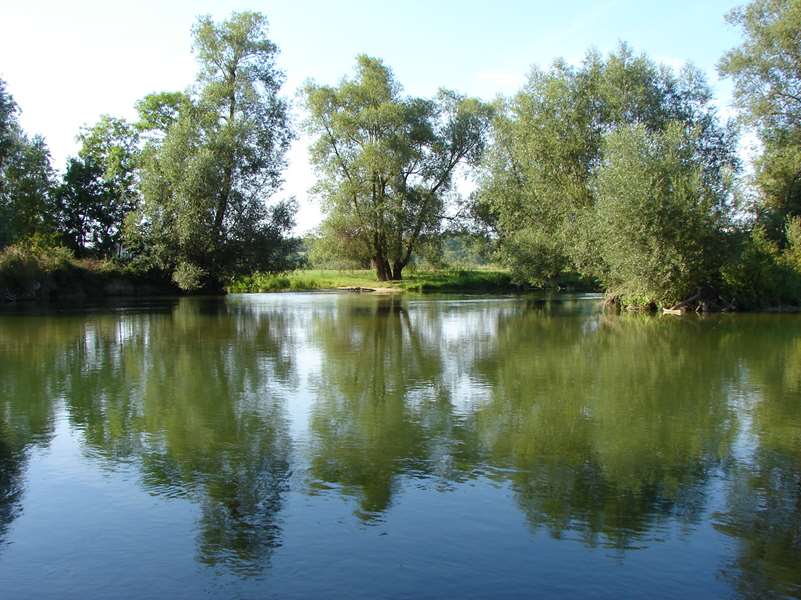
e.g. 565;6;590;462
0;135;55;246
0;79;17;178
306;215;373;269
304;55;492;281
478;44;736;287
55;116;140;256
55;157;106;254
590;123;732;306
135;91;191;138
132;11;294;290
719;0;801;240
0;81;56;247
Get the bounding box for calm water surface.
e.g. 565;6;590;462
0;293;800;599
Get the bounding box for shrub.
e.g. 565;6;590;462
0;237;73;300
721;226;801;309
171;261;207;292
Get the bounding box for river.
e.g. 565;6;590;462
0;293;799;598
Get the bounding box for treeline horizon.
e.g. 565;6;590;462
1;0;799;309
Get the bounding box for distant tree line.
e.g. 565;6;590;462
1;0;799;307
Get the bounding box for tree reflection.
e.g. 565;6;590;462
307;296;450;519
0;315;74;551
711;317;801;599
464;309;742;548
0;298;295;575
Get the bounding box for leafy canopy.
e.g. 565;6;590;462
55;116;140;256
591;123;732;305
132;11;294;290
478;44;737;295
0;80;56;248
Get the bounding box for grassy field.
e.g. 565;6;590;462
227;268;530;294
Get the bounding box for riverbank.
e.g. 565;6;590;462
227;269;598;294
0;244;177;302
228;269;513;294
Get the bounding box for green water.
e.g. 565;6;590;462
0;294;799;599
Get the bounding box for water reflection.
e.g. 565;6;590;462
0;316;65;551
711;320;801;598
468;311;737;549
0;299;296;574
0;295;800;597
307;296;451;519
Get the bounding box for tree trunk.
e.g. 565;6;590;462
213;67;239;243
374;257;391;281
391;261;404;281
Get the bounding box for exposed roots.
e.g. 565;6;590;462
663;289;736;315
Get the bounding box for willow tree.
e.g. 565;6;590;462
591;123;732;307
134;11;293;290
0;79;16;175
304;55;492;281
478;44;735;287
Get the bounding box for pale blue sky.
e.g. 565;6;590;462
1;0;745;231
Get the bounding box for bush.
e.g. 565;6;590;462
171;261;207;292
722;224;801;310
0;237;73;300
227;272;296;292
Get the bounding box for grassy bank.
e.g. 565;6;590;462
1;243;596;302
228;268;598;294
227;268;516;293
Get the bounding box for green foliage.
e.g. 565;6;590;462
0;237;74;300
54;116;140;257
722;224;801;309
478;44;736;295
0;235;177;301
716;0;801;308
228;272;306;292
400;269;518;293
306;214;373;269
135;92;191;136
754;130;801;240
719;0;801;133
0;79;17;176
588;123;731;306
0;135;56;247
719;0;801;240
0;81;57;248
2;82;141;259
77;116;140;198
304;55;493;281
227;268;522;294
783;215;801;270
55;157;106;254
0;235;72;272
172;261;208;292
408;229;495;270
130;11;294;289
